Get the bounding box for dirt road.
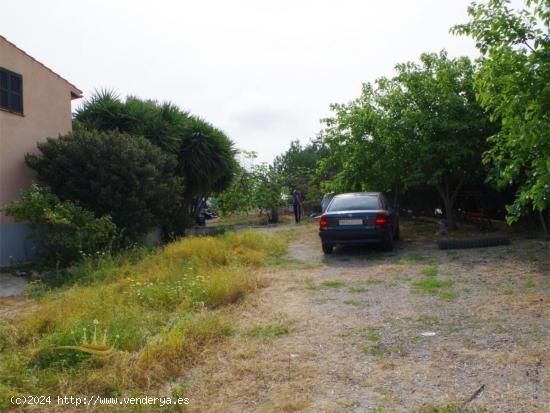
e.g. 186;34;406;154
183;222;549;412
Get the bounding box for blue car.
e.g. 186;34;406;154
318;192;400;254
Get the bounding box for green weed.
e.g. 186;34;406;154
503;284;515;295
244;322;290;338
364;327;381;342
439;291;458;301
420;266;438;277
396;253;427;264
360;343;387;357
365;279;385;285
304;276;319;291
320;280;345;288
413;315;441;329
416;405;487;413
343;300;361;306
348;286;368;293
493;324;512;334
412;279;454;295
360;340;406;358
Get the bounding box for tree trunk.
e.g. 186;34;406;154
393;182;400;209
269;208;279;223
442;195;457;230
538;210;548;236
435;174;465;232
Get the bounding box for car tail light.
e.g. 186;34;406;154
375;213;388;226
320;216;329;229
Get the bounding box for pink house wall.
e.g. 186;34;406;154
0;36;81;264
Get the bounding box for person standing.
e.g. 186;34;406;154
291;187;303;223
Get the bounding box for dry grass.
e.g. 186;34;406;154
474;292;550;320
0;231;287;409
2;220;546;412
209;212;295;228
176;225;549;412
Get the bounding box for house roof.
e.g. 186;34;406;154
1;35;83;99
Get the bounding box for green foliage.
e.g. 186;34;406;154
74;91;238;219
74;90;183;152
219;136;329;219
177;116;238;205
253;163;289;222
452;0;550;223
216;151;288;222
1;184;116;265
25;128;183;240
216;160;258;216
273;135;330;213
322;51;495;228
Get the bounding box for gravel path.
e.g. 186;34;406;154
0;273;28;297
183;223;549;412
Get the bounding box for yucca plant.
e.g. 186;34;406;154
74;91;238;230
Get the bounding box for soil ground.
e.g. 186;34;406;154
0;273;28;298
182;220;549;413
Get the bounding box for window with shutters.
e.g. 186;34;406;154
0;67;23;114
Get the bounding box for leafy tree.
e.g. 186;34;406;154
273;135;330;213
74;91;237;219
452;0;550;230
216;152;288;222
321;82;407;198
252;163;289;223
176;116;238;214
216;151;260;216
1;184;116;265
74;90;183;152
322;52;495;229
26;128;183;240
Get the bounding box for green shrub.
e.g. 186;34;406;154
73;91;238;227
1;184;116;265
25;128;183;241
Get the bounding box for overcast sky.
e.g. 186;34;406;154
3;0;496;162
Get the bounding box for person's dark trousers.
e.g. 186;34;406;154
293;203;301;223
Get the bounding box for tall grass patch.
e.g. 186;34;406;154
0;231;286;403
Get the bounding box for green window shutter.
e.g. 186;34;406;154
0;67;23;114
0;69;8;109
0;70;6;88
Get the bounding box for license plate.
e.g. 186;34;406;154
339;219;363;226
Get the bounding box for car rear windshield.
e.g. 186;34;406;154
327;195;380;212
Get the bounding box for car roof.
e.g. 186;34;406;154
333;192;381;197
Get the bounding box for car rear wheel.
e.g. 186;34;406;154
322;243;333;254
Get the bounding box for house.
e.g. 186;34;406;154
0;35;82;266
